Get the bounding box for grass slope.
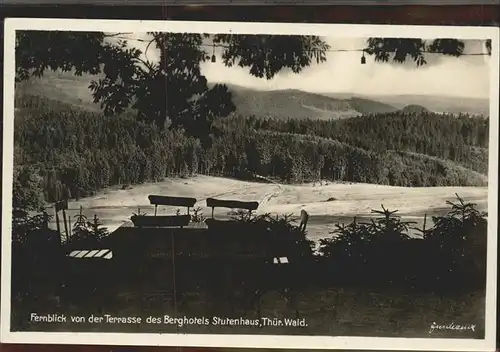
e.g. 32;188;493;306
16;71;399;119
16;70;487;119
222;83;404;120
15;71;102;112
227;84;362;120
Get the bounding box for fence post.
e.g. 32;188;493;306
68;216;72;240
93;214;98;234
54;205;61;236
42;211;49;230
62;208;69;241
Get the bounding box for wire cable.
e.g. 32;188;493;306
110;35;491;56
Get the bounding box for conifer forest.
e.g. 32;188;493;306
6;29;493;338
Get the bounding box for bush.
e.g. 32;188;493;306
11;210;63;298
318;194;487;292
10;193;486;307
66;211;109;250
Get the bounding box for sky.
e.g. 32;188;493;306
121;34;491;99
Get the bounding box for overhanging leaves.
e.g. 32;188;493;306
212;34;331;79
365;37;487;67
15;31;106;81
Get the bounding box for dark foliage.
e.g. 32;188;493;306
11;208;109;307
66;209;110;250
15;31;106;81
212;34;330;79
10;194;487;319
15;31;330;139
191;207;206;223
318;194;487;292
224;112;489;175
364;38;488;67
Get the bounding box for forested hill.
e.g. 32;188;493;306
17;71;489;119
13;94;488;206
18;73;396;120
220;112;489;175
226;85;385;120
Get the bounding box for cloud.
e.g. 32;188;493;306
123;34;490;99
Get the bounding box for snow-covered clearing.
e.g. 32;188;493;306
50;175;488;242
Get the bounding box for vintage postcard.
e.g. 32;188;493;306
1;18;498;351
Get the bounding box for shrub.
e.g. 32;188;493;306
11;210;63;298
318;195;487;291
420;194;488;290
66;210;109;250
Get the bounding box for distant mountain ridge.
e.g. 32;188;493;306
344;97;400;115
226;85;364;120
400;104;431;114
15;70;489;120
326;92;489;116
215;83;489;119
215;84;404;120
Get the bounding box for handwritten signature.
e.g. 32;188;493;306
429;322;476;334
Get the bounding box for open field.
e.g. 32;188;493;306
45;175;488;242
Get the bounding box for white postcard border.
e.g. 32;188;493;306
1;18;499;351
